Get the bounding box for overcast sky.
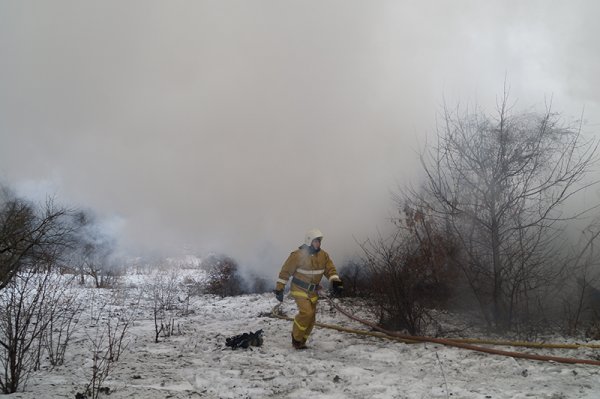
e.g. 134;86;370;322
1;1;599;272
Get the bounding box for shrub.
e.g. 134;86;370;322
360;206;458;335
338;259;370;298
202;254;244;297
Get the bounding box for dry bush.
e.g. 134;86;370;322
585;314;600;340
0;271;81;393
151;270;181;343
338;259;370;298
202;254;244;297
80;305;133;399
39;284;82;368
360;207;458;335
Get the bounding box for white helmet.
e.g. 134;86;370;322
304;228;323;246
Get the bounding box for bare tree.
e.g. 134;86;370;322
0;186;74;290
409;90;598;330
0;186;78;393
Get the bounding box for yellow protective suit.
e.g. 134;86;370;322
276;245;340;345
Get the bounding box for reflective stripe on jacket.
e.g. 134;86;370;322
275;245;340;294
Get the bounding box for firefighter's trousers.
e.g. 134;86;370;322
292;295;318;343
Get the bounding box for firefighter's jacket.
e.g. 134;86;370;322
276;245;340;298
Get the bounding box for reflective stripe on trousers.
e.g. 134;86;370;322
291;294;318;343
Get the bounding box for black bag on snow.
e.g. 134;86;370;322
225;329;264;350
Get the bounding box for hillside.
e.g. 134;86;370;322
5;270;600;399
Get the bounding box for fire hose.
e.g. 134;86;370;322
270;296;600;366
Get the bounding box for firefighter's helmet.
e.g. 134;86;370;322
304;228;323;246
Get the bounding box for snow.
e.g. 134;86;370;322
5;271;600;399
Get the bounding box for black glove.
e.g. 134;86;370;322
331;280;344;297
274;289;284;302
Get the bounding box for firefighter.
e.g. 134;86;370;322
274;228;344;349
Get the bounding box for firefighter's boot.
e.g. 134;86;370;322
292;334;307;350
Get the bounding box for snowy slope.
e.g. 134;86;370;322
6;272;600;399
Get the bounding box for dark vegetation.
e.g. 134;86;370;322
340;91;600;337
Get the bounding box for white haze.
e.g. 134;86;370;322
1;1;599;273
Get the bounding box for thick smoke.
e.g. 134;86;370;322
1;1;599;276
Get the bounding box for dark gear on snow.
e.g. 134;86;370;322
274;289;284;302
225;329;264;350
331;280;344;297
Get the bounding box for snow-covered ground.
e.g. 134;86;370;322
6;270;600;399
